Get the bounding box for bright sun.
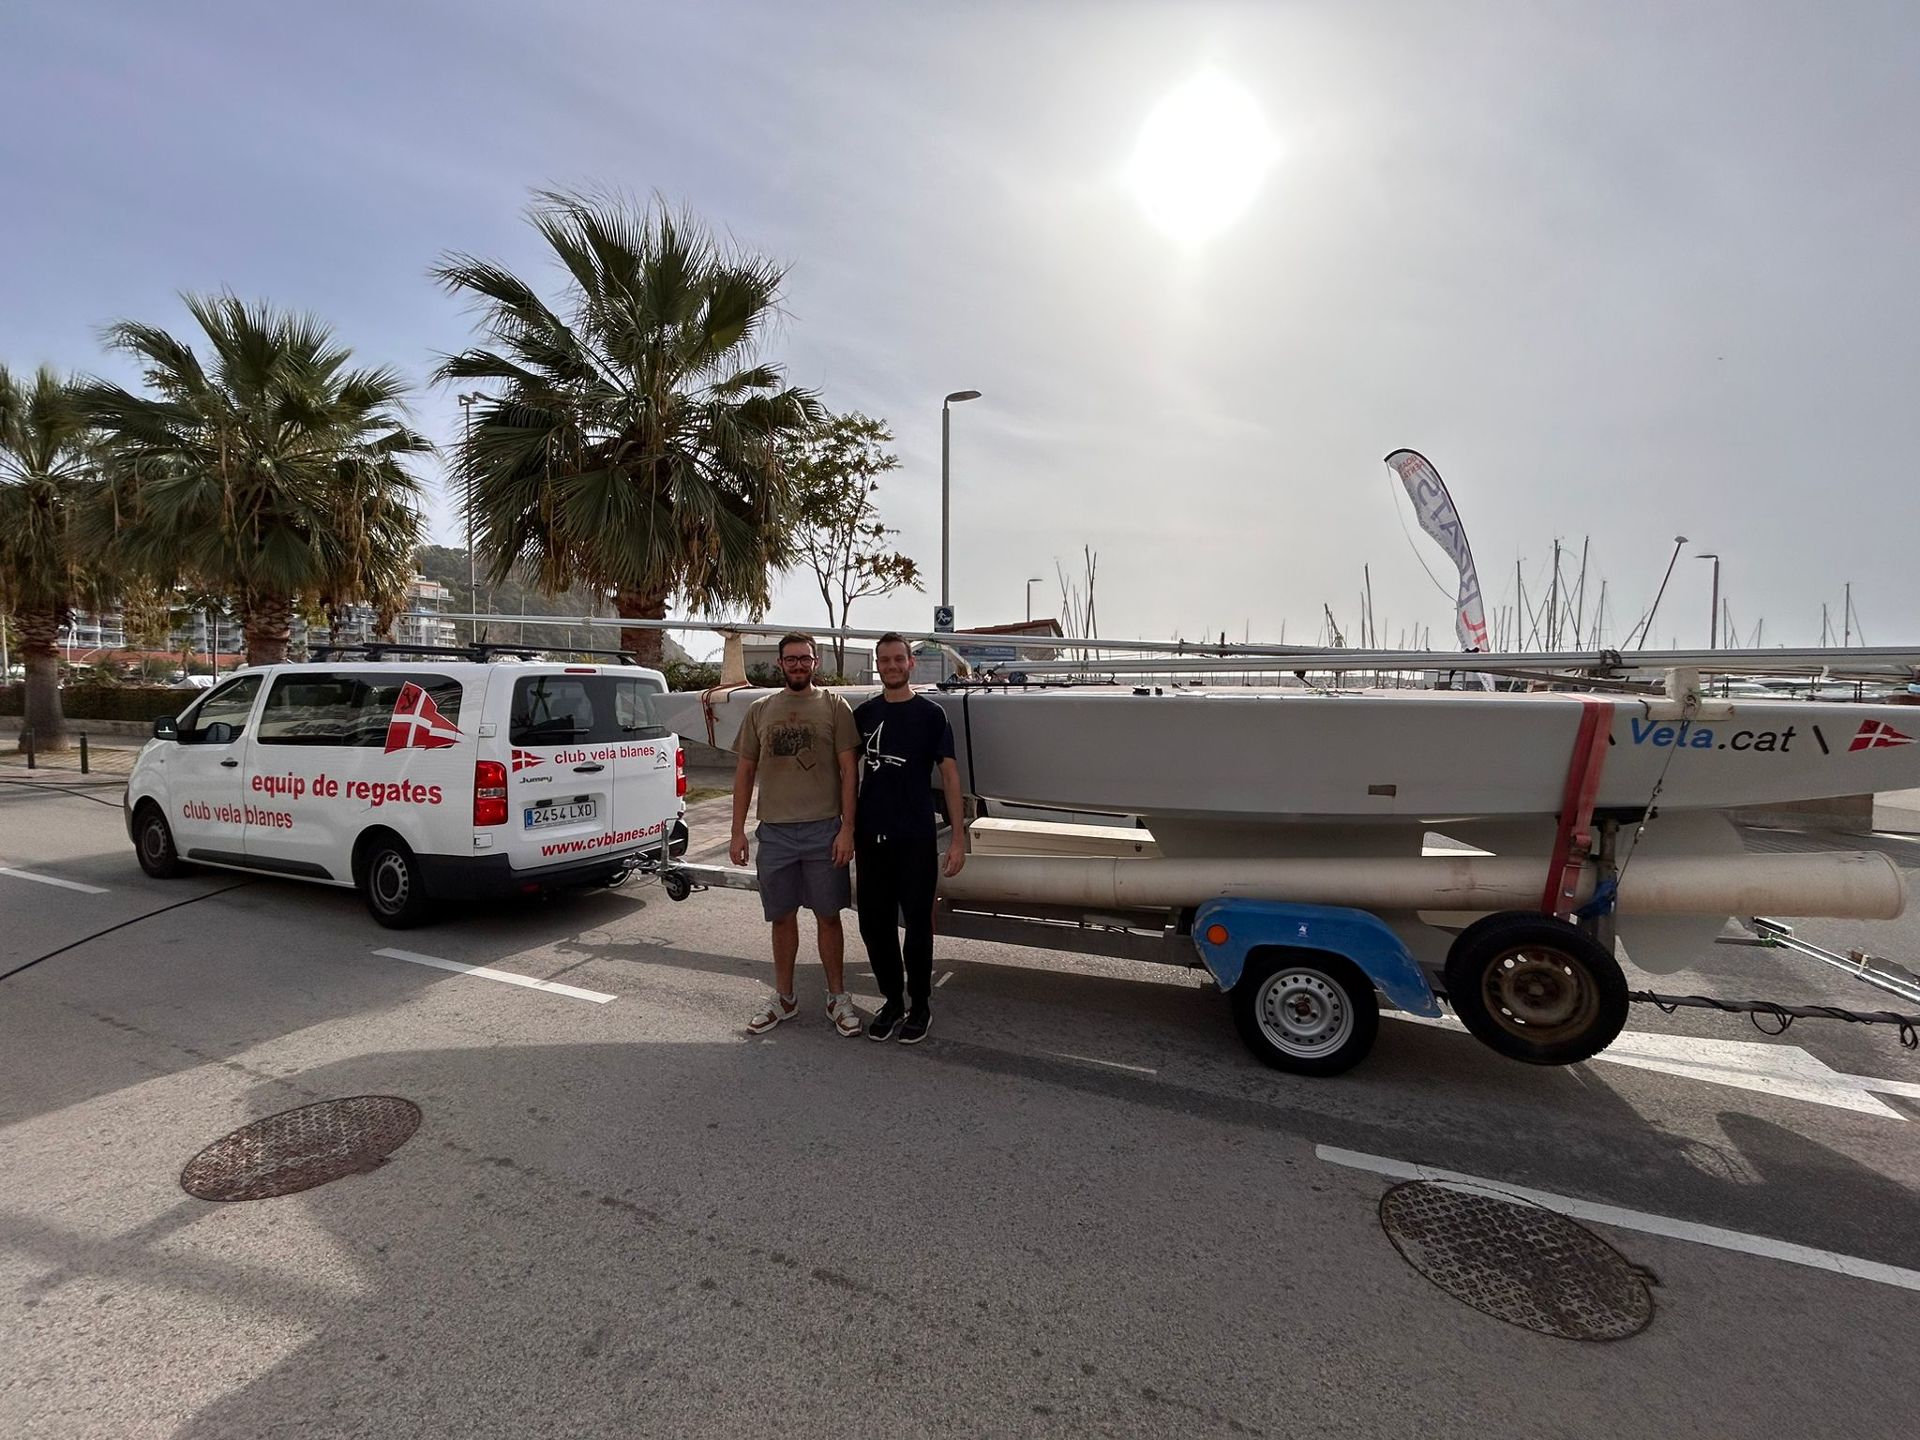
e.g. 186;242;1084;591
1126;71;1276;245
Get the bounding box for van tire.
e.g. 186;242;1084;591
133;803;186;879
360;835;433;929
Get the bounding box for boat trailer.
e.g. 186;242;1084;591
646;835;1919;1078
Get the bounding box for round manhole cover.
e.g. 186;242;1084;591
181;1096;422;1202
1379;1181;1653;1341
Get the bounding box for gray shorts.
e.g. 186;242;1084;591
755;818;851;920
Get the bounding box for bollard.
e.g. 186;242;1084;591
23;727;32;770
80;732;90;775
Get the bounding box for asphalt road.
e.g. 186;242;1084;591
2;773;1917;1439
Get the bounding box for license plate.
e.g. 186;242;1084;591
524;797;596;829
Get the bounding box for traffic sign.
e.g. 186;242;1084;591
933;605;955;632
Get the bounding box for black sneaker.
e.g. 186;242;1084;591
897;1007;931;1045
867;1001;905;1042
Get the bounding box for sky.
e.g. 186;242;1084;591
5;0;1918;659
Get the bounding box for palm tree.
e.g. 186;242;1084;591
432;192;821;667
80;295;432;666
0;366;100;751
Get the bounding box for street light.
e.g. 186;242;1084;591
456;393;483;644
940;389;982;613
1025;576;1044;623
1697;553;1721;649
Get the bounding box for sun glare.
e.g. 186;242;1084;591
1126;71;1276;245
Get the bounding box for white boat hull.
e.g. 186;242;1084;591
928;688;1920;851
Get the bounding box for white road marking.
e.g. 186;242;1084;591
936;969;954;988
0;865;109;895
1051;1051;1158;1074
1869;831;1920;844
373;947;616;1004
1316;1144;1920;1293
1381;1011;1907;1119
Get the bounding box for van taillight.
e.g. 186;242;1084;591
474;761;508;826
676;745;687;797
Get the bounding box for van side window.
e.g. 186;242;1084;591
177;674;264;744
257;672;464;747
353;675;463;748
258;674;358;745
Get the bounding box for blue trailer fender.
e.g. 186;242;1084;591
1192;899;1443;1019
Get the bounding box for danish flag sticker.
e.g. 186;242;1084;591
383;683;463;753
511;749;545;772
1849;719;1914;752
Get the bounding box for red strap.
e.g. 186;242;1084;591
1540;697;1614;917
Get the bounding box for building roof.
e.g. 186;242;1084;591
954;618;1065;638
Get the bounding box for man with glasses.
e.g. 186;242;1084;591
731;633;864;1037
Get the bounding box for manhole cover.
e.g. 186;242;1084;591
1379;1181;1653;1341
181;1096;422;1202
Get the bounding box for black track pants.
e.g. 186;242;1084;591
855;836;939;1007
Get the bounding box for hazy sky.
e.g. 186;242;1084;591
5;0;1917;656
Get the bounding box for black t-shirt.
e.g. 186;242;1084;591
853;693;956;842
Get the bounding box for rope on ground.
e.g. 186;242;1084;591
0;776;124;807
0;880;256;985
1628;989;1920;1048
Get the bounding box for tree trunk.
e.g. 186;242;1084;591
615;588;670;669
241;594;293;667
16;608;67;752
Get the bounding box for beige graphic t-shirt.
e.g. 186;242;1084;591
735;689;860;824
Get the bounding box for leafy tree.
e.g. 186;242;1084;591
79;294;431;666
0;366;101;750
431;191;820;667
783;412;917;674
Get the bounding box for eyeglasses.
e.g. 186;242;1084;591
779;655;815;665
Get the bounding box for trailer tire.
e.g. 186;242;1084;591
1230;949;1379;1077
1443;913;1627;1066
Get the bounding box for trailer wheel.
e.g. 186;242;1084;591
1443;913;1628;1066
661;869;693;903
1230;950;1379;1077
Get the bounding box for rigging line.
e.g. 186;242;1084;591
1614;693;1699;885
1384;467;1459;605
0;880;257;985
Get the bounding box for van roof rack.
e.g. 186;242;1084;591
307;642;640;666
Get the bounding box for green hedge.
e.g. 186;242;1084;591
1;683;189;722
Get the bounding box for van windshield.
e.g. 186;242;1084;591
509;674;668;746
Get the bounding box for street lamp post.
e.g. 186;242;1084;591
1025;576;1044;623
456;393;483;645
1697;553;1721;649
940;389;982;615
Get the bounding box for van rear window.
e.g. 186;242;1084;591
257;673;464;747
510;674;667;746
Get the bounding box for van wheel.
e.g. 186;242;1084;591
361;837;433;929
134;804;185;879
1442;913;1628;1065
1229;950;1379;1077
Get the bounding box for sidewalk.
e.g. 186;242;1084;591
3;732;141;779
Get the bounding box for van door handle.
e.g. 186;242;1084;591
220;758;239;769
573;762;605;773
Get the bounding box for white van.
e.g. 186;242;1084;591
123;652;690;927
